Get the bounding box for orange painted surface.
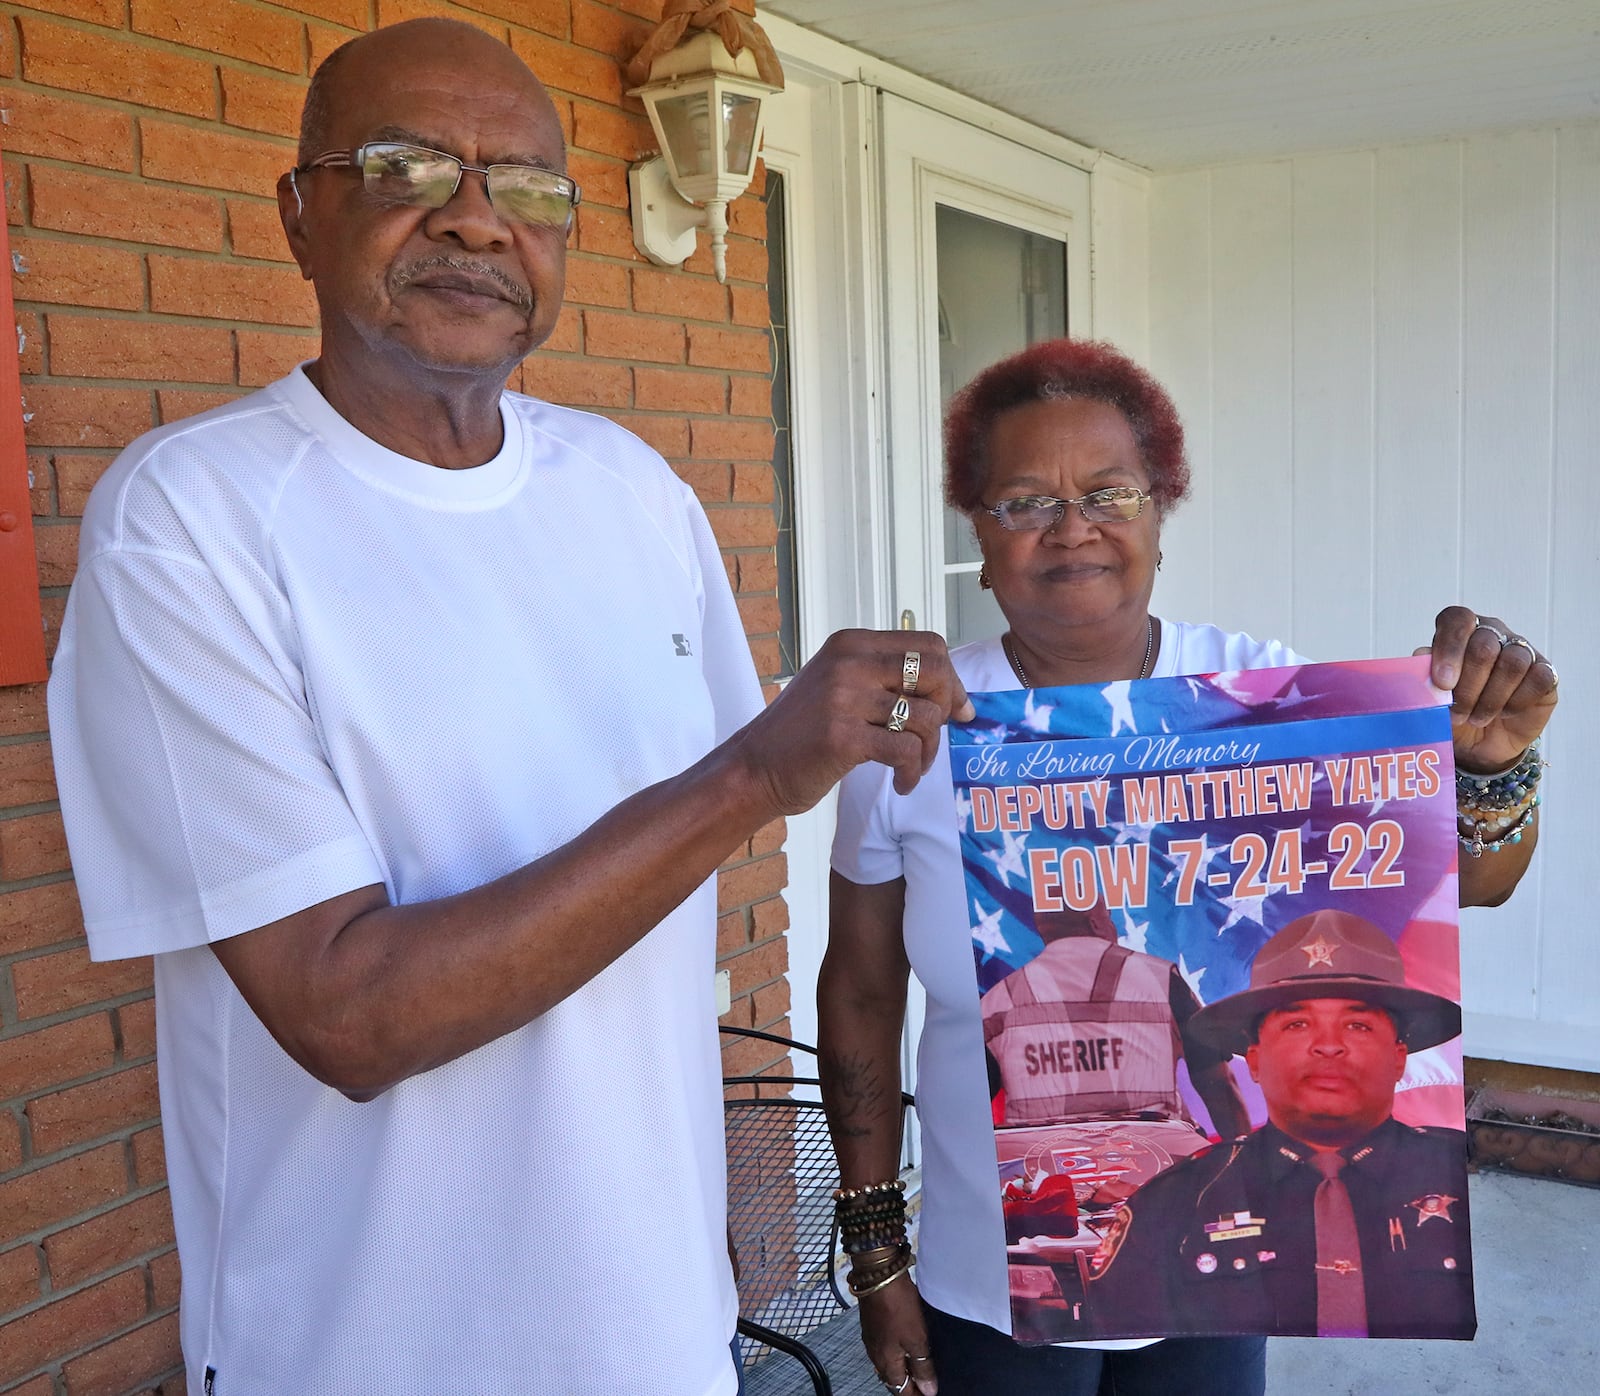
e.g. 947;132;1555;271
0;150;49;688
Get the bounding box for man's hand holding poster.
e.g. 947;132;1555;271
949;656;1474;1343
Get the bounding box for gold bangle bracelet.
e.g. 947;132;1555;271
850;1263;912;1299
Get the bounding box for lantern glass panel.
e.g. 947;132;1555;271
658;92;713;179
721;92;761;176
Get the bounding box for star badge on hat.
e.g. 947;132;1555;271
1409;1193;1459;1225
1300;934;1338;969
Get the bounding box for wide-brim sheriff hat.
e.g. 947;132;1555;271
1186;908;1462;1058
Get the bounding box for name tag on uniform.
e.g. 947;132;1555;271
1204;1211;1267;1242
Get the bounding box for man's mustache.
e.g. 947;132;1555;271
391;255;533;311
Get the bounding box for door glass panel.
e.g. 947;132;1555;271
935;205;1067;647
765;169;801;679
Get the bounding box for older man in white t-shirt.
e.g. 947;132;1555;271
46;20;970;1395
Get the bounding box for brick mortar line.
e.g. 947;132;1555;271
0;1267;180;1377
0;990;155;1039
19;373;242;393
0;1117;148;1177
9;1201;177;1272
9;233;303;272
0;1001;158;1060
0;870;73;896
8;1108;164;1177
0;732;53;749
0;799;58;820
20;316;308;341
0;1046;156;1106
15;153;288;198
3;1234;177;1315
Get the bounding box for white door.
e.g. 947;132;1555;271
879;94;1093;1090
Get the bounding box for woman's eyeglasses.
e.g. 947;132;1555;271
297;143;582;231
986;486;1152;531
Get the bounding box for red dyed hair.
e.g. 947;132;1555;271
943;338;1190;515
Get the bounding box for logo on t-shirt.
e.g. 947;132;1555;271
672;633;692;657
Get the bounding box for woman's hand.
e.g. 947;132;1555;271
1420;607;1558;773
859;1275;938;1395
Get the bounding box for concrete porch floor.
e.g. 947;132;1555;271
1269;1168;1599;1394
747;1169;1597;1395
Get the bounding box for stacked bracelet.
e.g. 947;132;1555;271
835;1178;914;1298
1457;740;1546;857
845;1238;913;1297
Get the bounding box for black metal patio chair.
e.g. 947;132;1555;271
721;1024;915;1396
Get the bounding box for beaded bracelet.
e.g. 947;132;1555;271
1459;801;1538;857
1457;740;1546;857
833;1179;906;1205
835;1180;907;1231
1456;740;1545;807
836;1194;905;1222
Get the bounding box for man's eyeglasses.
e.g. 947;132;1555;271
296;143;582;231
985;486;1152;531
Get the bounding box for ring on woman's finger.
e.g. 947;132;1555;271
1504;636;1538;661
882;1377;911;1395
1474;621;1510;646
1544;662;1560;688
886;696;912;733
902;650;922;694
906;1353;932;1363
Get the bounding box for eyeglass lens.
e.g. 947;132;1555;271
360;144;574;229
996;488;1146;529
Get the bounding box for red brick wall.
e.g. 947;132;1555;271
1;0;791;1388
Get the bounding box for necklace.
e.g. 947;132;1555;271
1003;617;1155;689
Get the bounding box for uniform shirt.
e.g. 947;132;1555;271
1090;1118;1476;1340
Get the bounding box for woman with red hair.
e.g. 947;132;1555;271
819;338;1557;1395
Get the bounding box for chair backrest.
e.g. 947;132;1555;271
721;1025;916;1349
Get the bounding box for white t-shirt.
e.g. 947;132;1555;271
831;623;1303;1341
48;367;763;1396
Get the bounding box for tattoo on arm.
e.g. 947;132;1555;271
821;1048;893;1140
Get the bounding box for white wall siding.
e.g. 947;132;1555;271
1146;123;1600;1070
1292;151;1376;664
1147;170;1215;618
1088;155;1151;366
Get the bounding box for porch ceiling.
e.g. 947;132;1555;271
760;0;1600;170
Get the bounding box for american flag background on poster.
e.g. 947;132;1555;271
948;656;1476;1344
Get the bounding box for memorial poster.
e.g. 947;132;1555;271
949;657;1475;1342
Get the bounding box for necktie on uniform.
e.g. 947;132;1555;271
1310;1150;1369;1337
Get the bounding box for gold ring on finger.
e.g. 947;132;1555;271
886;696;912;733
1504;636;1538;661
902;650;921;694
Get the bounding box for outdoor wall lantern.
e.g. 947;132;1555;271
626;1;784;283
